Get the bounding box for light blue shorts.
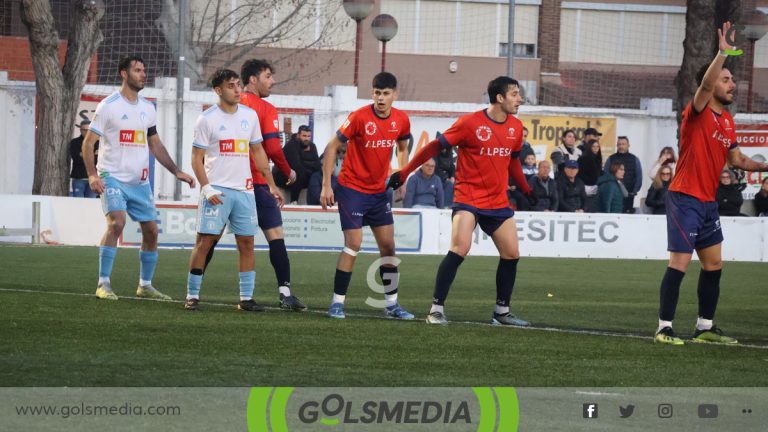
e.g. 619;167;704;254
196;186;257;236
101;176;157;222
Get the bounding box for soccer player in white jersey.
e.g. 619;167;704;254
183;69;284;312
83;55;195;301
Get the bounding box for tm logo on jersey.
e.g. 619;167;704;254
119;130;146;147
219;139;249;156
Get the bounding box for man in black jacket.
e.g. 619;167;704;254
527;160;558;211
69;119;99;197
603;136;642;213
557;159;587;212
276;125;321;203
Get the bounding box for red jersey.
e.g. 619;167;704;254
337;105;412;194
440;109;524;209
669;102;737;202
240;91;292;185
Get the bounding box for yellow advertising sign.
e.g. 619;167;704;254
519;115;616;160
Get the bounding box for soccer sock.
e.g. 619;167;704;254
98;246;117;283
139;250;158;286
658;320;673;333
432;251;464;306
268;239;291;293
239;270;256;301
696;318;714;331
186;269;203;299
380;266;399;307
659;267;685;322
430;304;444;314
697;269;721;323
495;258;519;314
203;239;219;272
333;269;352;304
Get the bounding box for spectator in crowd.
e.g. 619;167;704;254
716;169;745;216
434;137;456;206
577;139;602;212
519;126;535;163
598;161;627;213
754;177;768;216
276;125;321;203
648;146;677;180
604;136;642;213
557;159;587;212
403;159;444;208
69;119;99;197
308;144;345;205
527;160;558;211
521;154;537;179
577;127;602;152
645;166;673;214
550;129;581;178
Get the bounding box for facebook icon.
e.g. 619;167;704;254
583;403;598;419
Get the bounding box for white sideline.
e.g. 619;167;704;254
2;287;767;350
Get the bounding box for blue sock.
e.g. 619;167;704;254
139;250;158;285
187;272;203;298
99;246;117;279
239;271;255;300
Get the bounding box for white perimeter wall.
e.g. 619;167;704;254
2;195;766;262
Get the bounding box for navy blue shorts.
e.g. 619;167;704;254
253;184;283;230
336;184;393;231
666;191;723;253
452;203;514;236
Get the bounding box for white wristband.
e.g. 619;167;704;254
201;184;222;200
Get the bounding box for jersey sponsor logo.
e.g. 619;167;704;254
273;120;279;129
140;112;147;123
204;207;219;217
119;130;147;147
479;146;513;157
141;168;148;181
219;139;249;156
508;127;516;137
245;178;253;190
365;139;396;149
711;130;733;148
365;121;377;135
475;126;492;142
241;120;249;130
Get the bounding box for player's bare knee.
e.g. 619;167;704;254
450;244;470;257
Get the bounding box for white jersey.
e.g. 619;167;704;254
193;104;263;191
91;91;156;184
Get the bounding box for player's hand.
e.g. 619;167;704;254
176;171;196;188
525;190;538;208
89;175;105;195
718;22;734;53
269;186;285;208
320;184;335;210
387;171;404;190
286;169;297;186
202;184;224;205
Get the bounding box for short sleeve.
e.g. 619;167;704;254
336;112;359;143
145;100;157;128
192;116;210;150
250;112;263;144
398;113;412;142
261;104;280;140
439;117;465;148
89;100;109;137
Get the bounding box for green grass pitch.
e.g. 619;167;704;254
1;244;767;387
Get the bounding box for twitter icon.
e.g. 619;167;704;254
619;405;635;418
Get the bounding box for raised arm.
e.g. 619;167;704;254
693;22;734;113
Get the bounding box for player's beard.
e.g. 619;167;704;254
126;76;145;93
715;93;733;106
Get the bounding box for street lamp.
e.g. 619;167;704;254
371;14;398;73
743;9;768;113
343;0;375;87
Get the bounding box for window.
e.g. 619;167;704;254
498;43;536;58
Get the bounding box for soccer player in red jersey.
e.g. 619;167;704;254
388;76;535;325
654;22;768;345
320;72;415;320
203;59;306;311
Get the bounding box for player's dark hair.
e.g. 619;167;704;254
562;129;576;139
298;125;311;133
487;76;520;104
609;161;624;176
241;59;273;86
118;55;145;73
210;69;239;88
372;72;397;90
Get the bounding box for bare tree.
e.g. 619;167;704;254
675;0;743;128
157;0;350;88
20;0;104;196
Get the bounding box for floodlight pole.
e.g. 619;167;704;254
174;0;186;201
507;0;515;78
